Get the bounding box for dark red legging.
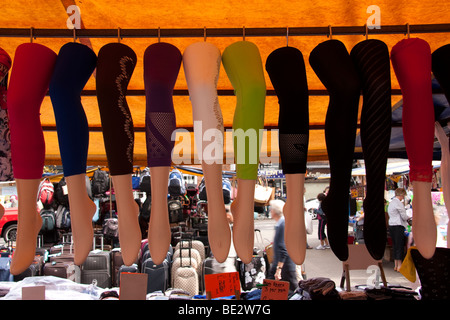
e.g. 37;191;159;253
7;43;57;179
391;38;434;182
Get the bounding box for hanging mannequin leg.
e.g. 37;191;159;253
350;39;392;260
112;174;141;265
183;41;230;262
435;122;450;248
9;179;42;275
7;43;57;274
96;43;141;264
432;46;450;249
391;38;436;259
65;174;96;265
144;42;182;264
266;46;309;265
147;166;171;265
309;40;361;261
49;42;98;265
222;41;266;264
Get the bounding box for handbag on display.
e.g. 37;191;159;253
254;176;274;206
103;216;119;239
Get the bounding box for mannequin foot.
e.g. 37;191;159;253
10;211;42;275
118;200;141;266
112;174;142;266
283;199;306;265
147;212;171;265
412;181;436;259
208;210;231;263
230;188;254;264
71;200;96;265
321;194;349;261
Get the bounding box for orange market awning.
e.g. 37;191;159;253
1;1;449;167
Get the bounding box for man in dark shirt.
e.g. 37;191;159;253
268;199;299;292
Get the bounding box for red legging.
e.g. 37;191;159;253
391;38;434;182
7;43;57;179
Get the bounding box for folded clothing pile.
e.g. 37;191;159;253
296;277;340;300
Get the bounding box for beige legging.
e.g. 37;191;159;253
183;42;231;262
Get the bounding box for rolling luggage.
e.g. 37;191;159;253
0;257;13;281
141;257;170;294
43;261;81;282
173;247;202;275
81;250;111;288
175;239;205;261
110;248;124;287
117;264;139;287
172;241;199;296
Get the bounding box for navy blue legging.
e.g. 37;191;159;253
49;42;97;177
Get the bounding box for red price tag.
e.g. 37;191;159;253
204;272;240;299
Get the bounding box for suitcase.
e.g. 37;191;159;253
49;243;74;255
110;248;124;287
43;261;81;282
81;250;111;288
81;269;111;288
117;264;139;287
172;245;199;296
141;258;170;294
173;266;199;297
48;244;75;263
175;239;205;261
173;248;202;276
0;257;13;282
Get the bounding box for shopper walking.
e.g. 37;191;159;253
268;199;298;293
315;193;330;249
387;188;410;271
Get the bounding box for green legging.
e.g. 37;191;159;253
222;41;266;180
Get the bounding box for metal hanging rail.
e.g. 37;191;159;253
0;23;450;39
3;23;449;133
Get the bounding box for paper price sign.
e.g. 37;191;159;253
260;279;289;300
204;272;240;299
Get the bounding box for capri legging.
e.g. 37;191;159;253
265;46;309;174
183;42;223;163
7;43;57;179
49;43;97;177
222;41;266;180
309;40;361;261
96;43;137;176
391;38;434;182
144;42;182;167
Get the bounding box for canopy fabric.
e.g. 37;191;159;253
1;1;449;167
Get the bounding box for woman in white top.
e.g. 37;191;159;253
387;188;410;271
